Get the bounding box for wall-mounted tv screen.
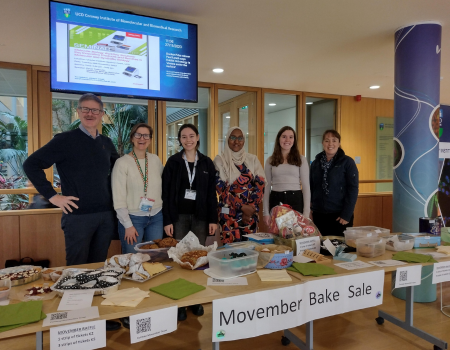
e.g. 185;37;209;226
49;1;198;102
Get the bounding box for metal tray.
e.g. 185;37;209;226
0;266;42;287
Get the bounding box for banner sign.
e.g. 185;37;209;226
212;270;384;342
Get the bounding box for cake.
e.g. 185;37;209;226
142;262;166;276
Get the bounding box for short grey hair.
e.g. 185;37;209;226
78;93;103;110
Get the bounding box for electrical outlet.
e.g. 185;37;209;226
355;156;361;164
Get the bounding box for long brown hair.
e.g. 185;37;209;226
269;126;302;167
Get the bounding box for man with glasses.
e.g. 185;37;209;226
24;93;119;266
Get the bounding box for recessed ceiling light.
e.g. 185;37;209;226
306;102;313;105
268;103;276;106
177;123;182;125
246;133;249;134
369;85;380;89
226;116;230;119
213;68;224;73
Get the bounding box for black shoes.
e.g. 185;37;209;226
178;307;187;321
190;304;204;316
119;317;130;329
178;304;204;321
106;320;121;331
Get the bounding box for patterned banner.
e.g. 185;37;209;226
393;23;441;233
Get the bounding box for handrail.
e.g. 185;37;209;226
359;179;393;184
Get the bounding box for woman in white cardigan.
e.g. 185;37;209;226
112;123;164;254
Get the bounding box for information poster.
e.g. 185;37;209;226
376;117;394;192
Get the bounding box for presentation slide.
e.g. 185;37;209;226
50;1;198;101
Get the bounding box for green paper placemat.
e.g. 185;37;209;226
150;278;206;300
0;306;46;333
288;262;337;277
0;301;43;328
392;252;437;263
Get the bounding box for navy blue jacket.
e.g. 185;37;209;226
310;148;359;221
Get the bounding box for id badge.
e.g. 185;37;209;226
184;189;197;200
221;207;230;215
139;197;155;212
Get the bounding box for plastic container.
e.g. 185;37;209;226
358;226;391;238
134;241;171;262
356;237;386;258
0;278;11;301
404;233;441;248
208;248;258;278
383;234;415;251
344;229;379;248
218;241;261;250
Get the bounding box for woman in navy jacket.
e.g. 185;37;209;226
310;129;359;236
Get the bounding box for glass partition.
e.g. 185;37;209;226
264;93;297;164
305;97;336;163
165;87;210;160
0;68;29;210
218;90;256;155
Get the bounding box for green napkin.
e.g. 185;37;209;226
0;301;46;333
0;311;47;333
287;262;337;277
392;252;437;263
150;278;206;300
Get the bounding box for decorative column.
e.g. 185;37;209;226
393;23;441;233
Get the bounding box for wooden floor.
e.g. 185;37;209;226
2;275;450;350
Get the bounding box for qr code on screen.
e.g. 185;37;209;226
136;317;151;334
51;312;68;321
400;270;408;282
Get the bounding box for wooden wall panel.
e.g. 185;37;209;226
0;216;20;269
19;213;66;267
107;240;122;258
382;195;393;231
353;196;383;227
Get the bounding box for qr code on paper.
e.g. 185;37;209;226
400;270;408;282
136;317;151;334
51;312;68;321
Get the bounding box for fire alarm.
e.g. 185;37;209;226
355;95;362;102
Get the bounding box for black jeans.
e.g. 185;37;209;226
173;214;209;245
269;190;304;213
312;211;354;237
61;211;116;266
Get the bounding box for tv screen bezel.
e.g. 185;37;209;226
49;0;199;103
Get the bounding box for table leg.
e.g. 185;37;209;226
212;341;220;350
36;331;43;350
378;286;448;350
283;321;314;350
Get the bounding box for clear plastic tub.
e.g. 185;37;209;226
356;237;386;258
383;234;415;251
208;248;258;278
344;229;379;248
358;226;391;238
0;278;11;301
134;241;172;262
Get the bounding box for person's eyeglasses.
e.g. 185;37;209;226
78;107;103;115
134;133;151;140
229;135;244;142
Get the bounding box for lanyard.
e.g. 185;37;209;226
132;151;148;196
183;152;198;189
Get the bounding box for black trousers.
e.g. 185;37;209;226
312;211;354;237
173;214;209;245
269;190;304;213
61;211;116;266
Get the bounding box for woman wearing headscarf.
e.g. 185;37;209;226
214;127;266;244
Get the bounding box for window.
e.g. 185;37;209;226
264;93;297;164
165;87;210;161
0;67;30;210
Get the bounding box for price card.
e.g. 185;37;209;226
50;320;105;350
43;307;99;327
394;265;422;288
207;277;248;286
432;261;450;284
295;236;320;256
130;306;177;344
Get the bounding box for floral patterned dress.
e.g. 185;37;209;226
216;164;265;244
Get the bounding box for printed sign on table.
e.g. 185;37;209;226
50;320;105;350
432;261;450;284
212;270;384;342
130;306;177;344
295;236;320;256
394;265;422;288
43;307;99;327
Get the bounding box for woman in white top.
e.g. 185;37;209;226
263;126;311;226
112;123;164;254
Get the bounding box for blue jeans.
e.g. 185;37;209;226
118;211;164;254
